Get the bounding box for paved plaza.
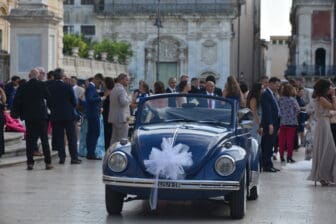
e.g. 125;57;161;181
0;149;335;224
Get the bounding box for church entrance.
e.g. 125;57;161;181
315;48;326;76
158;62;178;87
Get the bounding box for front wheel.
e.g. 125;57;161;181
229;171;246;219
105;185;125;215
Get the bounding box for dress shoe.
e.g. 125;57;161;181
27;164;34;170
45;164;54;170
280;157;285;162
272;167;280;171
59;159;65;164
86;156;101;160
287;158;296;163
33;151;43;156
263;167;278;172
70;159;82;164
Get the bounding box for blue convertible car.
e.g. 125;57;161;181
103;94;260;219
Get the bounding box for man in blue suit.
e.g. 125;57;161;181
48;68;81;164
85;73;104;160
260;77;281;172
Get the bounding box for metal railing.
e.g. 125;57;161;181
293;0;333;5
94;0;241;16
286;65;336;77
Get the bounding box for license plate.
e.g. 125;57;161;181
158;181;181;189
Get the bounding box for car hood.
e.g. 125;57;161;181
133;123;231;177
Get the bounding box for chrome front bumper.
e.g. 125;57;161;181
103;175;240;191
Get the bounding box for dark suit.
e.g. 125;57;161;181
12;78;51;166
199;91;219;108
85;83;101;157
214;87;223;97
4;82;17;110
47;80;79;162
260;88;280;170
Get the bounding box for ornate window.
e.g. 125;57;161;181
81;0;94;5
81;25;95;36
64;0;74;4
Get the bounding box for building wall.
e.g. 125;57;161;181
289;0;334;76
64;2;240;88
231;0;261;86
265;36;289;80
0;0;18;52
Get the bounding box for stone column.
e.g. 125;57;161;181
145;48;155;86
179;48;186;75
5;0;63;78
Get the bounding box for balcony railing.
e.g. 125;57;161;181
293;0;334;5
94;1;241;16
286;65;336;77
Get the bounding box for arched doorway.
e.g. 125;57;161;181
145;36;187;86
315;48;326;76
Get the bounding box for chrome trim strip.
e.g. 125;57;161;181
103;175;240;191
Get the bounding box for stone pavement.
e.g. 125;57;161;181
0;148;335;224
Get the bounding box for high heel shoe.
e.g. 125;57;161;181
320;180;329;186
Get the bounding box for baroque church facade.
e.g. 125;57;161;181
288;0;336;78
64;0;261;88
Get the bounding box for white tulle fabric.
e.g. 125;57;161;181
144;137;193;210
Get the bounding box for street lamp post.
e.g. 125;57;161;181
154;0;163;81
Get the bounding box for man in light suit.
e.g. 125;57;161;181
260;77;281;172
108;73;131;145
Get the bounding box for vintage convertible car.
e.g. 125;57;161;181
103;94;260;219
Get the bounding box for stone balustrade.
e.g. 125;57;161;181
62;56;127;79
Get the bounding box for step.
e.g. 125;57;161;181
2;140;26;158
0;151;58;168
4;132;24;147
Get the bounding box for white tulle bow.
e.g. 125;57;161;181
144;137;193;210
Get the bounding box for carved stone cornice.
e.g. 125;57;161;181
186;32;202;40
5;7;62;25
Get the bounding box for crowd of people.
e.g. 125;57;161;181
0;68;335;186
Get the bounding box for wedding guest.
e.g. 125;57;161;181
5;75;20;110
166;77;177;93
12;68;53;170
85;73;105;160
108;73;131;145
153;81;165;94
260;77;281;172
206;75;222;96
48;68;81;165
223;75;245;107
102;77;115;151
278;84;300;163
307;79;336;186
0;85;6;158
246;83;263;144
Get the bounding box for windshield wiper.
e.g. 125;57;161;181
165;119;195;123
198;120;229;126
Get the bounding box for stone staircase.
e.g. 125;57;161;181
0;132;57;168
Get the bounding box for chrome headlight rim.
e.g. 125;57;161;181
215;155;236;176
108;151;128;173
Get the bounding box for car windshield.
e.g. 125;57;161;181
136;94;233;127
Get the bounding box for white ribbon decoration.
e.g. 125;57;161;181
144;137;193;210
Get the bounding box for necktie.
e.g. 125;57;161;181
209;99;212;109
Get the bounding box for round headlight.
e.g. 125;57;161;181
215;155;236;176
108;151;128;173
